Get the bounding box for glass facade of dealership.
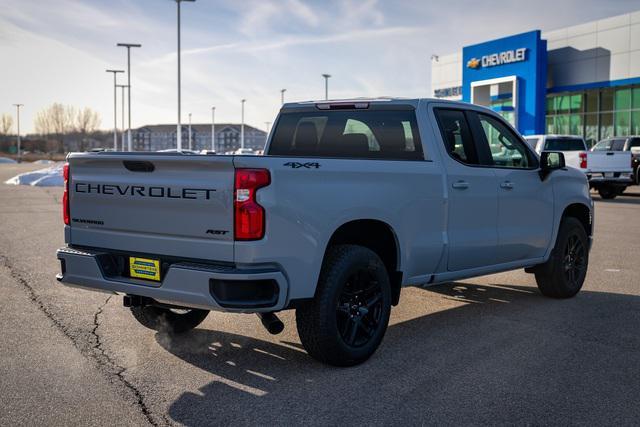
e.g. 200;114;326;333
546;85;640;146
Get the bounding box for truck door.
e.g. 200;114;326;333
471;112;554;262
433;108;499;271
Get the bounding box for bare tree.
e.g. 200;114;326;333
34;103;75;149
75;107;101;151
49;103;75;137
0;113;13;136
34;110;52;137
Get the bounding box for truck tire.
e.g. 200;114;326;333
130;306;209;334
534;217;588;298
296;244;392;367
598;186;617;199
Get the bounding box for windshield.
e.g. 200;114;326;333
592;140;610;151
543;138;586;151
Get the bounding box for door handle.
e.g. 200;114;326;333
500;181;514;190
452;180;469;190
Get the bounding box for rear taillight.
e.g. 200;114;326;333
63;163;70;225
579;152;587;169
234;168;270;240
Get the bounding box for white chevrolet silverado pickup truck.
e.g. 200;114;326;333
526;134;633;199
57;98;593;366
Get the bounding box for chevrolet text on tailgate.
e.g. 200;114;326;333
57;98;594;366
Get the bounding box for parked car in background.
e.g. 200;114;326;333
592;137;640;185
525;135;588;170
525;134;633;199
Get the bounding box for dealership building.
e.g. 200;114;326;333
430;10;640;145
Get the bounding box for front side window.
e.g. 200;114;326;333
524;137;541;151
477;114;532;168
268;109;423;160
433;109;478;165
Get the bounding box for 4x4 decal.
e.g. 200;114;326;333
284;162;321;169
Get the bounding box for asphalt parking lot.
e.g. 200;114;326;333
1;163;639;426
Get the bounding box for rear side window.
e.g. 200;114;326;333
543;138;586;151
433;109;478;165
268;110;423;160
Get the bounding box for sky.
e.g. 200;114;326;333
0;0;639;134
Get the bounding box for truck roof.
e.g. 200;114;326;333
526;134;585;139
281;97;471;111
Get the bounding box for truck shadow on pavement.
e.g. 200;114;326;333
159;282;640;425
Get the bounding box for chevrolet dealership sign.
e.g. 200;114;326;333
467;48;527;69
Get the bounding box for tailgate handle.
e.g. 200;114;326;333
123;160;155;172
606;152;614;155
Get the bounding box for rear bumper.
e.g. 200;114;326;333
587;172;633;185
56;247;289;313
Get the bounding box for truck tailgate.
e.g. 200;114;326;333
67;153;235;262
587;151;632;173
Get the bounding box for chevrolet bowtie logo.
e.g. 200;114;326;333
467;58;480;69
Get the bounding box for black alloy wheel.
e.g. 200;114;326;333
563;233;587;289
336;270;384;348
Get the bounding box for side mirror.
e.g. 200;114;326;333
539;151;565;180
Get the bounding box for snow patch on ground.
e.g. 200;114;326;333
5;163;64;187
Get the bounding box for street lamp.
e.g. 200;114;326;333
116;84;128;151
322;74;331;100
173;0;196;152
116;42;141;151
188;112;192;150
106;69;124;150
280;88;286;105
240;99;246;150
13;104;23;162
211;106;215;152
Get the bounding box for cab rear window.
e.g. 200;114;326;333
543;138;586;151
268;110;423;160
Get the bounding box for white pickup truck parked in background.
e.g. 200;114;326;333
525;134;633;199
525;135;588;170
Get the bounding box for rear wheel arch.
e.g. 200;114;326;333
323;219;402;305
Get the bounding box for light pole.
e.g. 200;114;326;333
188;112;192;150
211;106;215;152
116;43;141;151
13;104;23;162
106;69;124;150
173;0;196;152
116;84;128;150
280;88;286;105
240;99;246;150
322;74;331;100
